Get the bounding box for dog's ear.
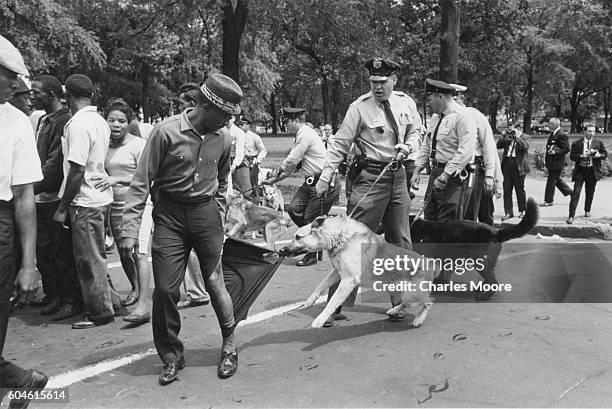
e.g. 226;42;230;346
311;216;327;229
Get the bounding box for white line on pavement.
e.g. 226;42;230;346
45;295;327;389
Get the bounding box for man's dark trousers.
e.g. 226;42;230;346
36;201;81;306
464;162;484;221
0;201;31;388
478;193;495;226
288;181;340;228
424;167;467;222
502;157;526;215
151;195;233;364
544;169;572;204
569;167;597;217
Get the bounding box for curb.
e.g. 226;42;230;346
328;206;612;241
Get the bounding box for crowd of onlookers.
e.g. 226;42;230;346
9;74;271;328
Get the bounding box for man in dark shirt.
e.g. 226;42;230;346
30;75;82;321
121;74;242;386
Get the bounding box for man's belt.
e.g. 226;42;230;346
305;173;322;186
473;156;484;166
363;158;402;174
430;159;447;169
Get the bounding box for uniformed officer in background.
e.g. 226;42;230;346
315;57;422;324
412;79;477;222
265;107;339;267
450;83;497;222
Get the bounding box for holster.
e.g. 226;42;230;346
345;153;365;195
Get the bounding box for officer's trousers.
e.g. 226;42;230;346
424;167;467;222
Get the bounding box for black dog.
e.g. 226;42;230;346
410;197;539;301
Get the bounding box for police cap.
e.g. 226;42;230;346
449;83;468;94
237;114;251;125
282;107;306;118
425;78;456;95
365;58;400;81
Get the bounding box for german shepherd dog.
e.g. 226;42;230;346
410;197;539;301
225;194;291;250
280;216;440;328
262;184;285;214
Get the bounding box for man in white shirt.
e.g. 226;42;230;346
52;74;117;329
0;34;48;407
237;115;267;203
227;117;252;199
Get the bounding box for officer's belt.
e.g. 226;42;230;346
363;158;402;174
304;173;322;186
430;160;447;169
474;156;484;166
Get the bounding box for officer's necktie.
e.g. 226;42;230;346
381;100;399;145
430;113;445;160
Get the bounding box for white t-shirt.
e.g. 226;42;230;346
0;103;42;201
59;106;114;207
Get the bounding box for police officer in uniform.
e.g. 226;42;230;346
316;57;422;249
412;79;477;222
450;83;497;222
265;107;339;266
316;58;422;323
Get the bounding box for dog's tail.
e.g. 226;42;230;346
494;197;538;242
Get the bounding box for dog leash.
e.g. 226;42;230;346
410;191;433;228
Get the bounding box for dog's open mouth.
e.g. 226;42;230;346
278;245;308;257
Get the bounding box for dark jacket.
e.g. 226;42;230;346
497;132;530;176
544;129;569;170
570;138;608;181
34;108;71;195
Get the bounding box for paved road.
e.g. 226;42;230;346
4;232;612;408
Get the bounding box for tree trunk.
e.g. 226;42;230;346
270;90;278;135
569;86;580;133
221;0;249;85
141;61;150;123
439;0;460;83
488;96;499;133
321;72;330;125
331;78;341;130
522;63;534;134
603;86;610;133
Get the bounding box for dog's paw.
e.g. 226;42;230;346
385;305;403;316
410;317;425;328
311;317;327;328
300;298;316;310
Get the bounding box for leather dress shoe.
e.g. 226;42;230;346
123;312;151;325
566;217;574;224
177;297;209;310
159;357;185;386
217;350;238;379
539;202;553;207
296;253;317;267
40;297;61;316
501;213;514;221
323;312;348;328
10;369;48;409
72;315;114;329
50;304;83;321
585;212;591;218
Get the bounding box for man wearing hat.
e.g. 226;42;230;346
316;57;422;322
411;79;477;222
52;73;121;330
450;83;498;223
9;77;33;116
30;74;83;320
265;106;340;267
121;73;242;385
226;116;252;199
317;58;422;248
237;115;267;204
0;34;48;407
